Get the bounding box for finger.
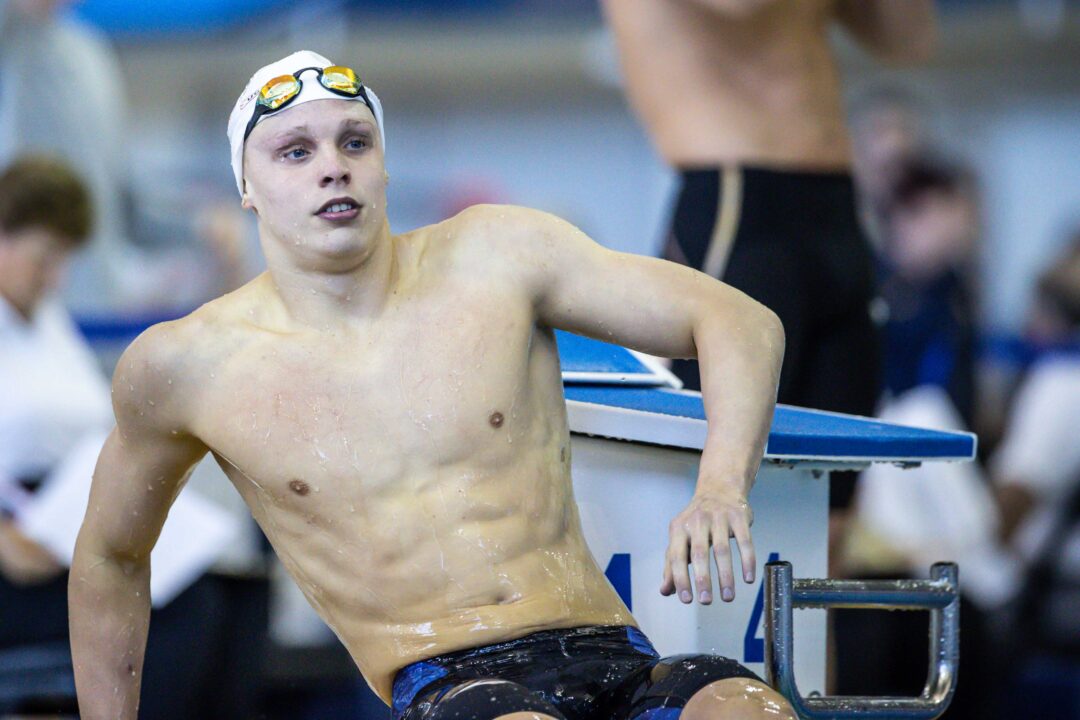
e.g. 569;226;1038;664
712;529;736;602
660;556;675;596
690;525;713;604
732;520;757;584
668;530;693;604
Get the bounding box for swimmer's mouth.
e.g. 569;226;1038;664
315;197;362;221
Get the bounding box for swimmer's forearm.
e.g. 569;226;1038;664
693;303;784;495
69;541;151;720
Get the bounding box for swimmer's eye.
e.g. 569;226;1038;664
344;135;370;151
282;146;310;161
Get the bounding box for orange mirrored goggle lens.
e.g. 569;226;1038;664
258;75;302;110
321;66;361;94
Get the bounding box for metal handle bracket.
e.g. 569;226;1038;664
764;561;959;719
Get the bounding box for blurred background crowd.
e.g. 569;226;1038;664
1;0;1079;718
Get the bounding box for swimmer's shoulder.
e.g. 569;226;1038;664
111;310;209;431
436;203;576;268
170;273;287;339
115;275;274;393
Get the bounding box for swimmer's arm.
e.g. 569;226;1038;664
837;0;938;64
69;325;208;720
495;206;784;603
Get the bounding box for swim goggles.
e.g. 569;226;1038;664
243;65;376;141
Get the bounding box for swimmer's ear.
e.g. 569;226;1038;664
240;183;255;212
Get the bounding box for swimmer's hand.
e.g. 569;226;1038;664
660;489;755;605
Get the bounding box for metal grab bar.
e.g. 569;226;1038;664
765;561;960;719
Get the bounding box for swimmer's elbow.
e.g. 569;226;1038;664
696;291;784;359
74;522;153;575
839;0;938;66
760;305;785;347
742;300;785;361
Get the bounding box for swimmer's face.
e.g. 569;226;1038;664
242;99;387;267
0;225;73;319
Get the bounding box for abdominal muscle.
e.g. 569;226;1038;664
224;455;636;704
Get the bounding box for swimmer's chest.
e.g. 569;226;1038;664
198;292;562;492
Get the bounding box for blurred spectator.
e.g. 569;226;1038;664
1024;230;1080;353
0;0;135;314
994;232;1080;547
0;156;248;719
0;156;107;578
878;157;979;427
991;235;1080;716
0;156;109;716
850;86;933;239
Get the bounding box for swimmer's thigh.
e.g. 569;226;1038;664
400;678;567;720
619;653;769;718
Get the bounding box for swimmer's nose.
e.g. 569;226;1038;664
320;168;351;187
319;155;351;188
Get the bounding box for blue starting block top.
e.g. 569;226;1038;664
557;331;680;386
557;332;977;464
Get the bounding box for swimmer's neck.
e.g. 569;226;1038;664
257;221;401;331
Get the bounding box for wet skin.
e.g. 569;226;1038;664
68;99;785;716
603;0;936;169
179;242;634;702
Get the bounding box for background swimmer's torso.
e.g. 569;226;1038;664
603;0;852;169
176;215;634;702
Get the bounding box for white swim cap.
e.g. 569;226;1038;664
227;50;385;197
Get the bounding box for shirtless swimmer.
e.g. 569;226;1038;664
69;51;791;720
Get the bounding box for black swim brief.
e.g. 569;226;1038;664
391;625;764;720
664;166;882;509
